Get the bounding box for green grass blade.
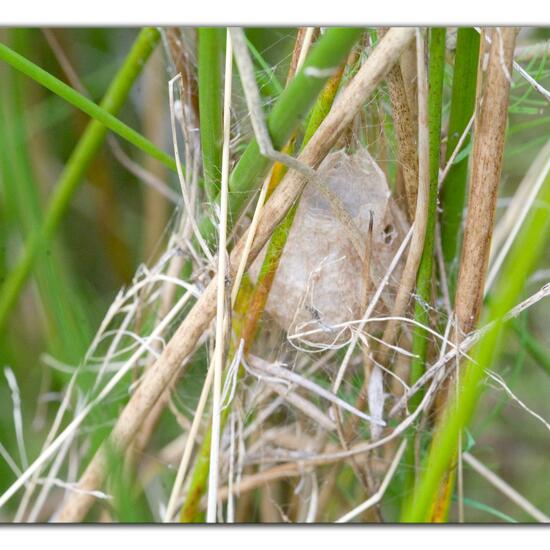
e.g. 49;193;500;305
511;318;550;377
0;34;176;172
439;28;480;294
0;29;90;363
246;36;284;96
198;28;225;201
105;442;153;522
460;497;518;523
0;27;161;332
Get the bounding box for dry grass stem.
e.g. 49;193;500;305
455;27;517;334
383;31;419;220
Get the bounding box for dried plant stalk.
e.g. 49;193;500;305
55;27;415;522
455;27;517;334
166;28;199;128
382;28;419;221
399;41;418;134
429;26;517;522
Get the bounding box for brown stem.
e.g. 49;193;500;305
429;26;517;523
455;27;517;334
380;27;419;222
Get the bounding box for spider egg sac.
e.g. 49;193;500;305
249;147;408;347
